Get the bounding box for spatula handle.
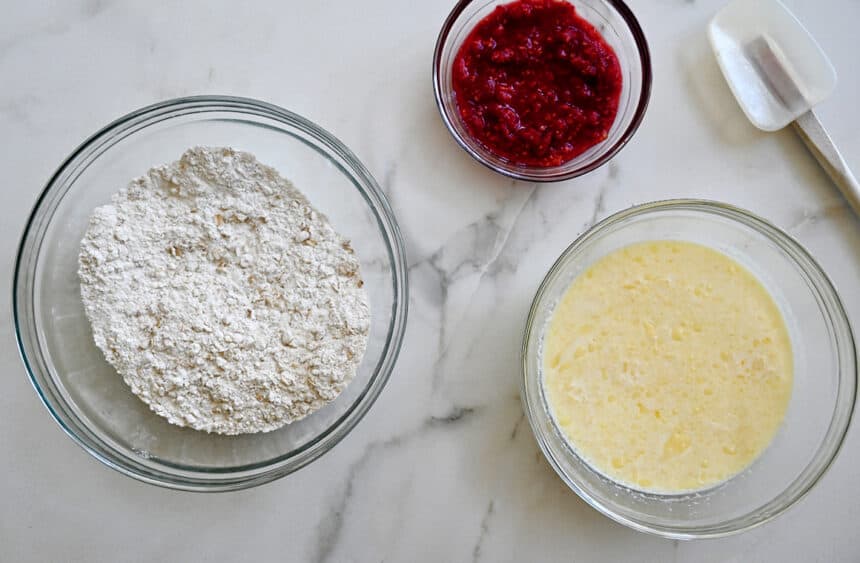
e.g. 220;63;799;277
793;110;860;218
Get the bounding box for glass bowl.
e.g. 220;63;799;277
522;200;856;538
433;0;652;182
13;96;408;491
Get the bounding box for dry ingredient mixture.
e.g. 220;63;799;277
79;147;370;435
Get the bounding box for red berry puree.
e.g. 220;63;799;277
452;0;623;168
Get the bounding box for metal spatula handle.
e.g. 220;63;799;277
794;110;860;217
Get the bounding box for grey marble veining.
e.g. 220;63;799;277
2;0;860;562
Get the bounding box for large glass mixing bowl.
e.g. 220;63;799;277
522;200;856;538
14;96;408;491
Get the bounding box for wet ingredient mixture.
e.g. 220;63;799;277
452;0;623;167
543;241;793;492
79;147;371;435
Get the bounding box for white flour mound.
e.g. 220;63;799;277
79;147;371;435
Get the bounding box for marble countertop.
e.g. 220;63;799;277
2;1;859;561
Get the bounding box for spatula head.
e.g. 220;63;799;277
708;0;837;131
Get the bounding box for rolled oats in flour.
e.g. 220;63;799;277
79;147;370;435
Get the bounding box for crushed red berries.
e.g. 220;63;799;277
452;0;623;168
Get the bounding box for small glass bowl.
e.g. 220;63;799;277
522;200;856;538
433;0;652;182
13;96;408;491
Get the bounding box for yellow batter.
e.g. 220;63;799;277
543;240;793;493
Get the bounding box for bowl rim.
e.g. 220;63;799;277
520;198;857;538
12;95;409;492
432;0;653;182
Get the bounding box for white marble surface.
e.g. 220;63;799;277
2;1;859;561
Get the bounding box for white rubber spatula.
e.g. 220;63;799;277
708;0;860;216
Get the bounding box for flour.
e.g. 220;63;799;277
79;147;371;435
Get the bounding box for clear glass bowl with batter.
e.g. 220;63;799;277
13;96;408;491
521;199;856;538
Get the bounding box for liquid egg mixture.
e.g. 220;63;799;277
543;241;793;493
